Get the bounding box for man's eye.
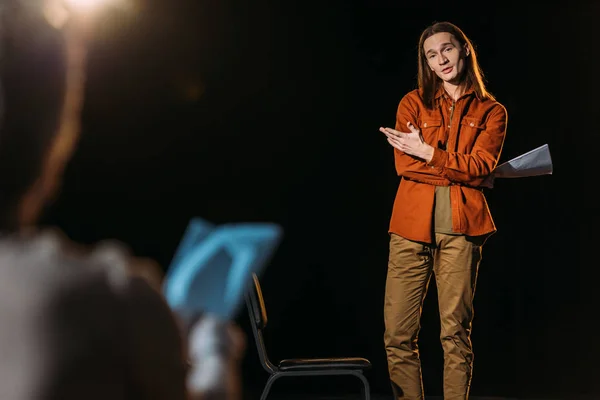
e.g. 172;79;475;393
444;47;453;52
428;54;436;59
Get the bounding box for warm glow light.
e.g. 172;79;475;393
64;0;113;11
44;0;133;29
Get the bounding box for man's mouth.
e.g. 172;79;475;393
442;66;454;74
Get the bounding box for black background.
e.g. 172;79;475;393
42;1;598;398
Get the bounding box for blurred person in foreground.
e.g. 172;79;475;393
0;1;244;398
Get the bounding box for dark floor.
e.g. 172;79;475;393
266;395;554;400
249;391;568;400
244;383;569;400
244;382;568;400
242;372;574;400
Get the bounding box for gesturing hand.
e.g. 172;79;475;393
380;122;434;163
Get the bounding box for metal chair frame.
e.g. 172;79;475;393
245;273;371;400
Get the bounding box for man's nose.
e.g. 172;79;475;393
438;55;448;65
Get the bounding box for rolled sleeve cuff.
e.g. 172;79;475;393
427;147;448;169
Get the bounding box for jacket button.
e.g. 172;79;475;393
470;122;475;127
423;123;428;127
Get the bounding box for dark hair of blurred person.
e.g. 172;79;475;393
0;0;83;231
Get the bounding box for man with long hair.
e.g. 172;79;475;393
380;21;507;399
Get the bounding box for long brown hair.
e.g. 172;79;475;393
417;21;494;109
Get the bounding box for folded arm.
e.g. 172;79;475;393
428;104;507;187
389;95;447;182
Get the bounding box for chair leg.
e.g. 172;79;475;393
259;373;281;400
355;372;371;400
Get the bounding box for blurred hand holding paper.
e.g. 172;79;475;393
481;144;553;188
163;218;283;321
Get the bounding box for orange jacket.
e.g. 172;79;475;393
389;88;507;243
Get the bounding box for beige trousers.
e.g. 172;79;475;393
383;233;484;400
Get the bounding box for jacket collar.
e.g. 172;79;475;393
435;84;475;100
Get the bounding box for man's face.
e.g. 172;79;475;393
423;32;469;86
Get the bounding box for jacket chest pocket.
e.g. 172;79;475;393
419;119;442;142
458;116;486;149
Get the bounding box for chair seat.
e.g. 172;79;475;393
278;357;371;371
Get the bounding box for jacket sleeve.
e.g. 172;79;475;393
428;103;507;187
393;95;446;182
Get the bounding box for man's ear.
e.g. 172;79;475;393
465;44;470;57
